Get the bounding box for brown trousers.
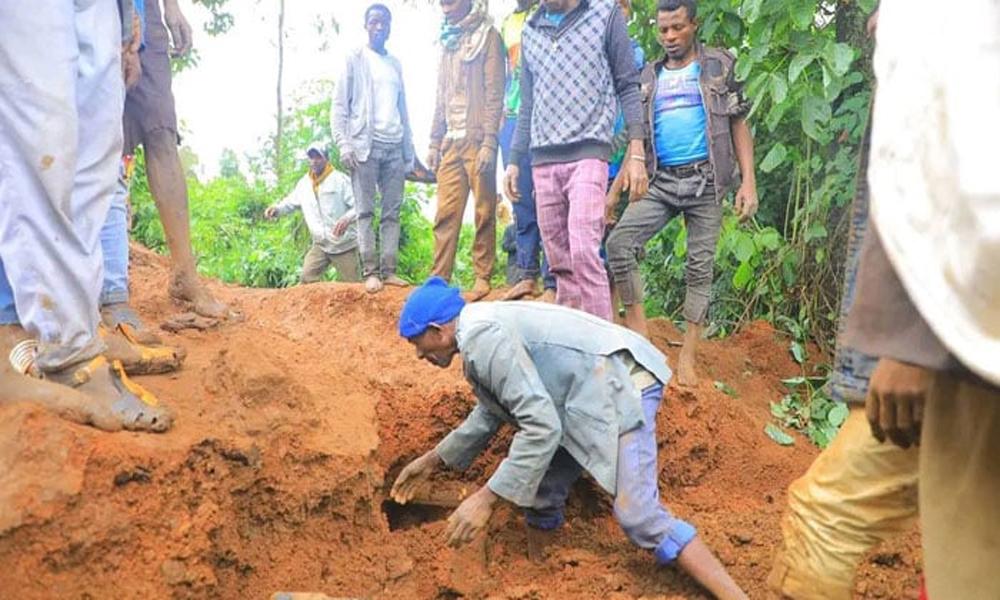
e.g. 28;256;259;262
300;244;361;284
431;138;496;281
920;372;1000;599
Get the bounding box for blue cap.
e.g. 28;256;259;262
398;276;466;338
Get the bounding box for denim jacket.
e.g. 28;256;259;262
639;44;750;202
434;302;673;507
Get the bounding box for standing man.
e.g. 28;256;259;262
123;0;228;318
838;1;1000;596
0;0;171;432
332;3;416;294
504;0;648;321
606;0;758;386
427;0;505;301
498;0;556;303
391;278;748;600
264;145;360;284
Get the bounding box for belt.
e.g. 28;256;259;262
659;159;711;177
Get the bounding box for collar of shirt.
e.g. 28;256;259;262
528;0;589;32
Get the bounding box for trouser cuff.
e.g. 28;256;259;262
100;289;129;306
525;512;564;531
653;520;697;564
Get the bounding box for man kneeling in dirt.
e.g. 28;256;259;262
391;278;747;600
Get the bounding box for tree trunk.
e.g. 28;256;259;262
275;0;286;180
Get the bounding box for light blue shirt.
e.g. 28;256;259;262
654;61;709;166
434;302;673;507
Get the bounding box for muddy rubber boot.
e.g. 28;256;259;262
100;324;185;376
44;356;174;433
502;278;536;301
1;325;123;431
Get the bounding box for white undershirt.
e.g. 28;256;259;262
364;47;403;144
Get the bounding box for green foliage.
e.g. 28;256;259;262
629;0;874;354
769;374;848;449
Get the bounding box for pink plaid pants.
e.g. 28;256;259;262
533;159;612;321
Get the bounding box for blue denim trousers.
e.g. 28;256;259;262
99;176;130;305
498;116;555;289
525;383;697;563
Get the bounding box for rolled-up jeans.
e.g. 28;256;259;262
525;383;697;564
606;162;720;324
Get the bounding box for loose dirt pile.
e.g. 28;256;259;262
0;246;921;599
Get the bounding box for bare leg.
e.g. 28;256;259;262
677;321;701;387
677;536;748;600
623;302;649;337
144;128;226;318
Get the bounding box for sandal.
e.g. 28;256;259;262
101;303;162;346
100;325;185;376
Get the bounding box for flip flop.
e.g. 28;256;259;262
100;325;185;376
101;303;162;346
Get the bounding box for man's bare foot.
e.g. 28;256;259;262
676;322;703;388
538;288;557;304
502;278;536;301
383;274;410;287
169;271;227;319
465;278;491;302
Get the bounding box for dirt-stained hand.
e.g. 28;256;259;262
332;216;352;237
503;165;521;203
390;450;442;505
866;358;932;449
734;182;759;222
475;146;496;176
444;486;497;548
621;157;649;203
426;149;441;175
264;206;279;220
164;0;194;57
341;151;360;172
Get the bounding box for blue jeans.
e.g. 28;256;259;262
498;116;555;289
0;260;16;325
99;176;130;305
828;138;877;404
525;383;697;564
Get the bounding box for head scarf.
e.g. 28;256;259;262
440;0;493;63
398;276;467;339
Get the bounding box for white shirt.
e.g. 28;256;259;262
272;169;358;255
869;0;1000;385
364;47;404;144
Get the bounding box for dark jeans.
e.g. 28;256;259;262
828;132;878;403
498;117;555;289
352;140;405;278
606;162;720;324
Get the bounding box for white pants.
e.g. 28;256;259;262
0;0;123;370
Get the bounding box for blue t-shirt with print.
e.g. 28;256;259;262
654;61;709;167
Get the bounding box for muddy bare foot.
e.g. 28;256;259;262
169;271;228;319
676;351;699;388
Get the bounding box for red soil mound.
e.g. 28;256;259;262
0;246;920;599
